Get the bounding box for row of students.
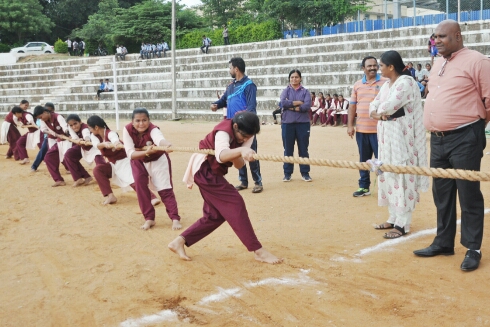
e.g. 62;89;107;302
3;105;281;264
309;92;350;127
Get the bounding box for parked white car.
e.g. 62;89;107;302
10;42;55;54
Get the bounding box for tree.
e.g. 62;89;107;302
0;0;54;44
74;0;119;52
264;0;369;31
199;0;246;27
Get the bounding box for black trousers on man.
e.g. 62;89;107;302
430;119;486;250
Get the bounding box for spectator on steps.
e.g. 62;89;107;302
79;40;85;56
73;40;79;56
66;38;72;56
104;79;114;92
116;45;125;61
96;79;106;100
162;40;169;57
201;35;212;54
139;42;147;59
223;25;230;45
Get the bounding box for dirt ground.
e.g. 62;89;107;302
1;120;490;327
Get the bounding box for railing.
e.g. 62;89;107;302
283;9;490;38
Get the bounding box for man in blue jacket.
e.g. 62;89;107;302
211;57;263;193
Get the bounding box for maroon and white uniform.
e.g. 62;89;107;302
123;122;180;222
181;119;262;252
1;112;21;159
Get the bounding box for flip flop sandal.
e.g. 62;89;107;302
374;222;394;230
252;185;263;193
235;184;248;190
383;226;407;239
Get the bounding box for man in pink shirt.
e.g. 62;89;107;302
414;20;490;272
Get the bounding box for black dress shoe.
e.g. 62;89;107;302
461;250;481;271
413;245;455;257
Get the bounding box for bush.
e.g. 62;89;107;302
54;38;68;53
0;43;10;53
177;20;282;50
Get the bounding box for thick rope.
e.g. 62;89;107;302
57;135;490;182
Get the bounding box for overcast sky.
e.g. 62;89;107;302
179;0;202;8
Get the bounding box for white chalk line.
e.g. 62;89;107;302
120;269;316;326
120;209;490;325
333;207;490;262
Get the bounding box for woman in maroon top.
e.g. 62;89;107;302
168;112;282;264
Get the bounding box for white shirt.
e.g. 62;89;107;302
105;82;114;91
415;69;428;82
116;47;122;54
122;127;166;159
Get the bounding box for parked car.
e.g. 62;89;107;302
10;42;55;54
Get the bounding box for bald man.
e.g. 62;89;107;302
413;20;490;271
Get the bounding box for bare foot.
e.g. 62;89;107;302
84;177;93;185
172;220;182;230
141;220;156;230
52;181;66;187
254;248;283;264
102;193;117;205
151;198;161;206
168;236;191;261
72;178;85;187
19;158;30;165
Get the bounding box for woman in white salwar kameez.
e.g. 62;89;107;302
369;50;429;239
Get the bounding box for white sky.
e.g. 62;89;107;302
179;0;202;8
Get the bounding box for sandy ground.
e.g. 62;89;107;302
1;119;490;327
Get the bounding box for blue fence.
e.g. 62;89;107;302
283;10;490;38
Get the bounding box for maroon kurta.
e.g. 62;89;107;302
181;120;262;252
124;123;180;222
4;112;21;159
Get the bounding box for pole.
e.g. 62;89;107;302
171;0;177;120
384;0;388;29
481;0;484;20
446;0;449;19
413;0;416;26
457;0;461;22
112;56;119;130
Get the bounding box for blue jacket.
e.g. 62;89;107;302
214;76;257;119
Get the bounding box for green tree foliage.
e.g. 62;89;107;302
200;0;245;27
264;0;368;30
0;0;54;44
74;0;119;53
0;43;10;53
178;19;282;49
112;0;172;42
54;38;68;53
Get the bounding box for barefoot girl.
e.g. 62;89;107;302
16;107;40;165
122;108;181;230
64;114;105;187
1;107;23;160
33;106;71;187
87;115;161;206
168;111;283;264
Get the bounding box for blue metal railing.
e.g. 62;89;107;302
284;10;490;38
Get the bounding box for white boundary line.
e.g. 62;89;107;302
119;269;316;326
120;210;490;325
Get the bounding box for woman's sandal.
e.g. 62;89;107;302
374;222;394;230
383;225;407;239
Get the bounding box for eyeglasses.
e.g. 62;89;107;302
438;59;448;76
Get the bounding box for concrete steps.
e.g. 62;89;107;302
0;22;489;121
